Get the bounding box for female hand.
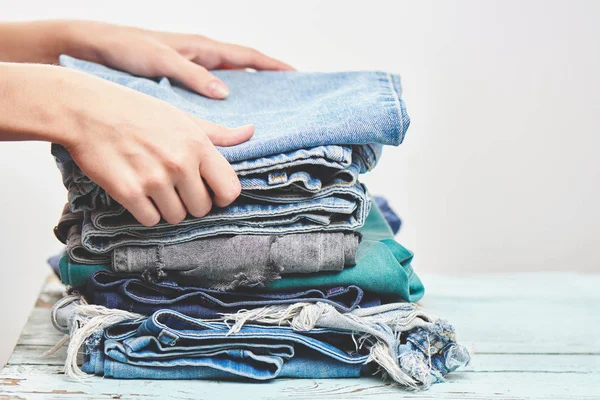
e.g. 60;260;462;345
0;20;294;98
0;20;294;225
0;63;254;226
63;68;256;226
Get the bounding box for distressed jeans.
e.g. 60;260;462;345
50;203;424;301
80;270;380;319
80;310;371;380
57;303;469;387
221;302;471;388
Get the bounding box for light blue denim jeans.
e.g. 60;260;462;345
52;143;377;213
81;309;370;380
220;302;471;388
67;302;468;387
57;55;408;164
52;56;408;251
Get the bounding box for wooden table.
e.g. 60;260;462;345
1;273;598;399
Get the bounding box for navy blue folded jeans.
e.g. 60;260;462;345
83;270;380;319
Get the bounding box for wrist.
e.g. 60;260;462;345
56;20;107;64
0;63;80;145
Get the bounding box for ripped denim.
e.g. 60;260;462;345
81;310;371;380
54;301;469;388
221;302;471;388
82;270;380;319
111;231;360;289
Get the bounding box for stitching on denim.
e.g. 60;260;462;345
83;215;366;253
385;73;404;140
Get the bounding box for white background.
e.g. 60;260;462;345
0;0;598;366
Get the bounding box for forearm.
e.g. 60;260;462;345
0;20;80;64
0;62;78;144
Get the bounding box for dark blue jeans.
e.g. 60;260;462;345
373;196;401;235
83;271;380;319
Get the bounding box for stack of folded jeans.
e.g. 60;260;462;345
47;56;470;389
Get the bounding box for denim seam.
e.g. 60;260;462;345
385;73;404;142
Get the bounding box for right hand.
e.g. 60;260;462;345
61;69;253;227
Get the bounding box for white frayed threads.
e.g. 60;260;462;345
224;302;314;334
368;341;419;389
222;302;439;389
63;304;144;379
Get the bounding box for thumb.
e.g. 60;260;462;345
192;118;255;147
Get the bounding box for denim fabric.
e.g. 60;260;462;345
57;55;408;164
52;203;424;302
47;253;62;279
58;252;109;288
67;225;111;265
53;152;371;254
81;309;370;380
373;196;402;235
54;144;377;213
398;321;471;385
56;202;360;279
266;201;424;302
53;204;80;244
222;302;470;387
55;204;111;264
53;144;372;213
80;181;370;253
82;270;379;319
52;55;408;246
112;231;360;290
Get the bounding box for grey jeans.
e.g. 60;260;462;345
113;232;360;290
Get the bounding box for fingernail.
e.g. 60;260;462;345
208;81;229;99
235;124;255;134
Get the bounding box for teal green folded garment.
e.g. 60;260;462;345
57;202;424;302
266;202;424;302
58;252;109;288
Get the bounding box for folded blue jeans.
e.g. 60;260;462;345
80;182;370;253
63;303;468;387
52;56;409;249
57;56;408;165
54;143;377;213
82;270;380;319
81;309;371;380
373;196;402;235
220;302;471;388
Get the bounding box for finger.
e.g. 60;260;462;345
120;195;162;227
199;147;242;208
161;52;230;99
148;186;188;225
176;172;213;218
190;118;254;147
88;163;161;227
216;43;295;71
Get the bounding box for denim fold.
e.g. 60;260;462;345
81;270;379;319
52;55;408;247
112;231;360;289
52;203;425;302
80;310;370;380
